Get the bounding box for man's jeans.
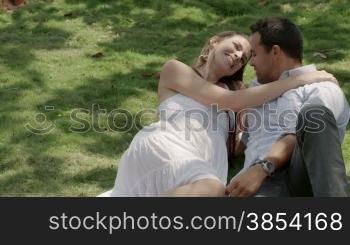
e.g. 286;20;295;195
255;104;349;197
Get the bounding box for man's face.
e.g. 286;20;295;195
249;32;279;84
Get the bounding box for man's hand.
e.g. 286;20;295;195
226;164;268;197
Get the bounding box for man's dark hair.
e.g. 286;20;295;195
250;17;303;62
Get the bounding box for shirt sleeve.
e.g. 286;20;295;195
275;89;303;140
303;82;349;123
302;82;350;141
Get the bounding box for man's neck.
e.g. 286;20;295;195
276;58;302;79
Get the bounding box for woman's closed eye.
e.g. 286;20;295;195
232;41;243;51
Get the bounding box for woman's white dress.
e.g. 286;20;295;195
106;93;231;197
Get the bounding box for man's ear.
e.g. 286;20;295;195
271;45;282;57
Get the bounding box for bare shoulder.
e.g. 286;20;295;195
160;59;191;79
158;59;189;101
162;59;188;70
158;59;194;91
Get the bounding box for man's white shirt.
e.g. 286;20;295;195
242;64;350;169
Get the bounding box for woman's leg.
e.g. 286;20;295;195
161;178;226;197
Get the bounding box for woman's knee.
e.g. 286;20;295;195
192;179;226;197
162;178;226;197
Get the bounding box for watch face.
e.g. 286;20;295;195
266;162;274;171
263;161;275;175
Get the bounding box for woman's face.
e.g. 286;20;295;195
208;35;251;77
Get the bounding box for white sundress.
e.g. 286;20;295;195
106;93;232;197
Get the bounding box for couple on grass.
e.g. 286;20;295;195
100;17;350;197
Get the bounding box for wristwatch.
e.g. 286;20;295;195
252;159;276;177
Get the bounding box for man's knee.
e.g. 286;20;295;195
296;104;335;134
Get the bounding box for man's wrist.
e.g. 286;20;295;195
252;164;268;179
251;159;276;177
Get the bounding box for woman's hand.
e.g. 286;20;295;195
292;70;338;86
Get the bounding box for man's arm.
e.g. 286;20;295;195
264;134;296;169
226;134;296;197
234;138;246;156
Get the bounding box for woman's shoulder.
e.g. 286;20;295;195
158;60;186;101
160;59;192;77
159;59;195;91
162;59;187;68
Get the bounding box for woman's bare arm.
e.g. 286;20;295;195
159;60;336;112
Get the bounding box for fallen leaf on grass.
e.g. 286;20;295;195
64;12;73;17
185;32;195;38
142;71;160;79
91;52;104;59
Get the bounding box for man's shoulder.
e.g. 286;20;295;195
302;81;346;101
304;81;342;90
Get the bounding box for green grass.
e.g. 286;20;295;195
0;0;349;196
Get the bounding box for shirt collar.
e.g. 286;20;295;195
279;64;317;80
252;64;317;86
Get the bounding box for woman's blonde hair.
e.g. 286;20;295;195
193;31;250;90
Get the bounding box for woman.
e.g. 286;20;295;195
104;31;335;197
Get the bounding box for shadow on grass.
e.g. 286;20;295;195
0;1;76;195
0;1;72;77
70;165;117;190
36;61;162;156
0;128;119;195
0;133;65;196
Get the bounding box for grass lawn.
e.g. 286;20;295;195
0;0;349;196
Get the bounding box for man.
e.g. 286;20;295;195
226;17;350;197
